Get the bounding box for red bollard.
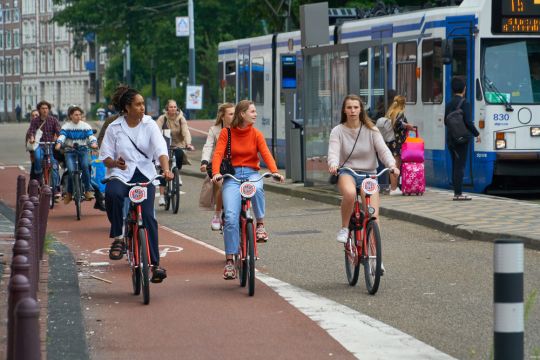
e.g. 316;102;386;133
38;186;51;259
15;175;26;237
13;297;41;360
7;274;31;360
28;179;40;198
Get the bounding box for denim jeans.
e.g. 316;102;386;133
33;144;60;193
65;147;91;194
222;167;265;255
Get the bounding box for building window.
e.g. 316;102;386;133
15;84;21;102
13;8;19;22
40;51;46;73
0;30;3;49
14;56;20;74
55;48;61;71
40;0;45;13
48;51;53;71
47;23;53;42
422;38;443;104
396;41;417;104
13;29;19;48
0;59;4;75
251;57;264;105
6;57;12;75
40;23;45;42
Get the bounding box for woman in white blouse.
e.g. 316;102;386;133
328;94;399;245
99;85;173;283
200;103;234;230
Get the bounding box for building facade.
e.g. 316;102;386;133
0;0;100;122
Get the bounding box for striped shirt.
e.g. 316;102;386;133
57;121;97;148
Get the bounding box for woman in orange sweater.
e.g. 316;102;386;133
211;100;284;280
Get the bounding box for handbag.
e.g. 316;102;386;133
207;128;235;177
26;120;46;151
329;125;362;184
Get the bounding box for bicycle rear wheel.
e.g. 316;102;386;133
45;168;55;209
344;228;360;286
128;232;141;295
172;168;180;214
246;222;256;296
238;227;248;287
138;228;151;305
164;178;171;211
363;220;382;295
73;175;81;220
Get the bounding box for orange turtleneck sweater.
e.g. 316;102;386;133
211;125;278;176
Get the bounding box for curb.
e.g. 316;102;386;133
181;169;540;250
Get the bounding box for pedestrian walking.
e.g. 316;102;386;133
15;104;22;123
444;77;481;201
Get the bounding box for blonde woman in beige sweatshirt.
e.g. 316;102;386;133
328;94;399;245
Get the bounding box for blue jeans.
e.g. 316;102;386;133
65;147;91;194
222;167;265;255
33;144;60;193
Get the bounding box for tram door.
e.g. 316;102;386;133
237;45;250;101
445;18;475;187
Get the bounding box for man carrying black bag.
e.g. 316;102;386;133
444;77;481;201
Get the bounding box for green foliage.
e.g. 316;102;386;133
52;0;429;118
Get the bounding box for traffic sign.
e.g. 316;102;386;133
176;16;189;37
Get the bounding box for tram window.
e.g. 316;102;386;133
359;49;369;103
396;42;417;104
421;38;443;104
252;57;264;105
451;38;467;78
225;60;236;103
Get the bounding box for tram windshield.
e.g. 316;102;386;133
482;39;540;104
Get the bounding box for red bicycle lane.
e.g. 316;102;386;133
0;168;354;359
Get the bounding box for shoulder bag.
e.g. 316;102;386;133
26;120;46;151
329;125;362;184
206;128;235;178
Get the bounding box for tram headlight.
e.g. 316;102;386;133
531;127;540;137
495;132;506;150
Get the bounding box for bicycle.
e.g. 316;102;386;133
38;141;57;209
64;144;90;221
218;172;280;296
340;167;391;295
162;147;185;214
102;174;163;305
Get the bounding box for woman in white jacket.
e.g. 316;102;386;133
200;103;234;230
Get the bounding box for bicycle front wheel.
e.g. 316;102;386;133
363;220;382;295
164;177;171;211
246;222;256;296
344;228;360;286
45;168;55;209
129;232;141;295
172;168;180;214
73;175;81;220
138;228;151;305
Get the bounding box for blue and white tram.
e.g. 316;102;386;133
218;0;540;193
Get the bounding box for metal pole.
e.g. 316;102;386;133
2;9;6;122
95;34;100;104
494;239;524;360
188;0;195;86
126;40;131;86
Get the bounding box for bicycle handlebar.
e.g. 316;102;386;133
218;172;281;183
339;167;393;179
101;174;164;186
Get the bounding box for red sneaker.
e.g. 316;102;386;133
223;262;236;280
256;224;269;243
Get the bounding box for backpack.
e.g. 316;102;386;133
444;98;470;144
375;117;395;142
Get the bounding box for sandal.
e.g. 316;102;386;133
108;239;125;260
453;195;472;201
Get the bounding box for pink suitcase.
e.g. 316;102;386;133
401;162;425;195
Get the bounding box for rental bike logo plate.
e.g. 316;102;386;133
129;186;147;203
240;182;257;198
361;178;379;195
92;245;183;257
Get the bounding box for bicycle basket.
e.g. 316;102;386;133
128;186;148;203
361;178;379;195
239;182;257;198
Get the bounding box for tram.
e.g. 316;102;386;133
217;0;540;193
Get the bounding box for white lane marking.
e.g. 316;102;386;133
159;225;456;359
18;165;25;171
187;126;209;136
91;244;183;257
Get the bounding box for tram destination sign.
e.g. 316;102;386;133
493;0;540;33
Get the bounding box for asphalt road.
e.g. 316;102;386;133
2;122;540;359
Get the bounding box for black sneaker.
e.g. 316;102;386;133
151;266;167;283
94;200;106;211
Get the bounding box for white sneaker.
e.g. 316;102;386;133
381;263;386;276
336;227;349;243
211;215;221;231
158;196;166;206
178;175;183;185
389;188;403;196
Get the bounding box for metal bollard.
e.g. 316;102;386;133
11;255;31;281
28;179;40;198
7;274;31;360
494;239;524;360
38;185;52;259
15;175;26;237
13;297;41;360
